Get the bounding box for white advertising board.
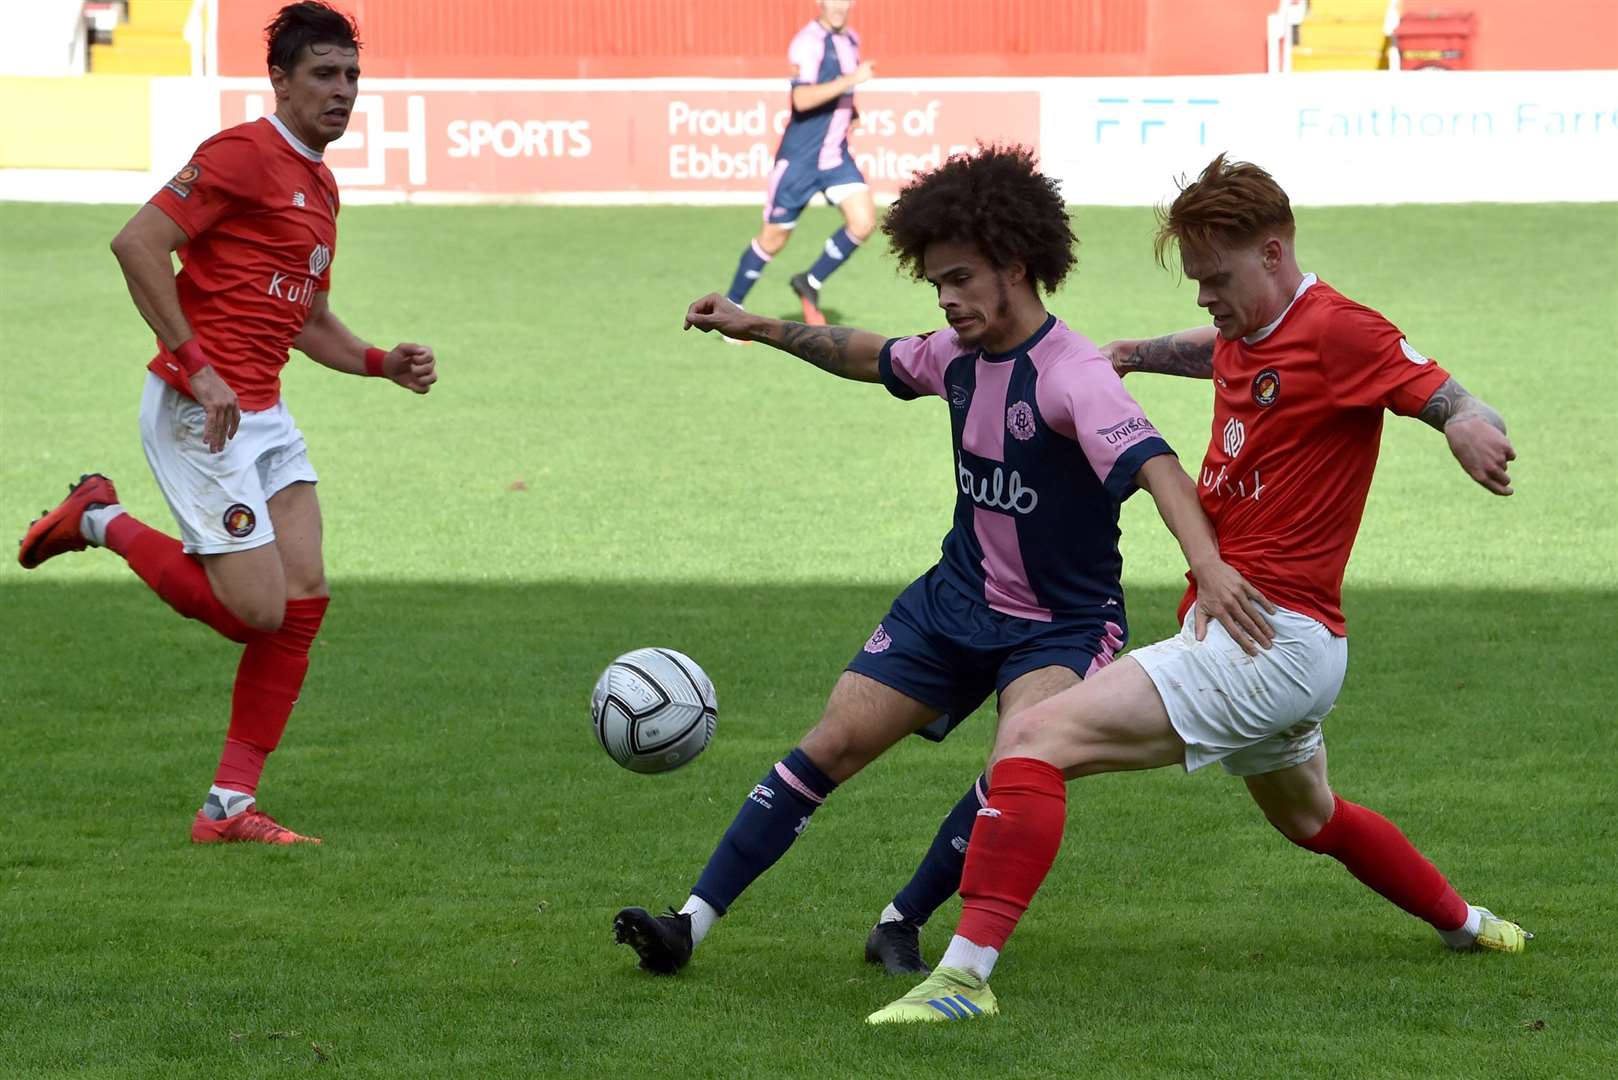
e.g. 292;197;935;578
2;71;1612;206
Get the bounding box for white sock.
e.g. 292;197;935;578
1438;904;1484;948
878;902;907;925
938;934;1000;981
679;895;719;948
203;785;256;820
79;503;125;547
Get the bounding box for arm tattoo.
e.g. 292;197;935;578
1118;334;1215;378
1417;375;1507;434
770;321;860;378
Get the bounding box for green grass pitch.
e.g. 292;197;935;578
2;198;1616;1077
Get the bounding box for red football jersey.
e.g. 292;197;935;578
146;116;340;411
1180;277;1449;634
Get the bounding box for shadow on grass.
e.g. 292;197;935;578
1;580;1614;1076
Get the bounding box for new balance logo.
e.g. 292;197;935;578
292;190;306;207
748;784;774;809
950;835;968;853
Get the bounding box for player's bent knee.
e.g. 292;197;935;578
1266;805;1333;845
756;227;791;256
229;597;285;634
286;573;329;600
798;721;868;781
991;704;1073;768
217;580;287;633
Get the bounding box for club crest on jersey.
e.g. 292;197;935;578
864;624;893;654
1006;400;1037;441
164;162;201;199
1252;368;1281;408
222;503;256;538
308;244;331;276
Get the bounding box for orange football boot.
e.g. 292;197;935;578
790;272;827;326
18;473;119;569
191;807;322;845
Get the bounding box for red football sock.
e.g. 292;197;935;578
103;515;255;644
1295;794;1469;931
213;596;329;796
957;757;1068;949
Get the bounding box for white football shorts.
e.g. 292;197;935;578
1130;602;1347;777
138;371;317;555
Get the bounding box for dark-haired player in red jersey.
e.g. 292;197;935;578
869;154;1527;1024
17;2;436;845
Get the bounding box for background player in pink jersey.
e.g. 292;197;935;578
868;154;1525;1025
17;2;436;845
721;0;877;325
615;145;1274;978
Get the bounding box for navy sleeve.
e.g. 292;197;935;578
1103;437;1175;501
878;338;921;401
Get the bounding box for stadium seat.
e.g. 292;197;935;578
1292;0;1392;72
91;0;193;75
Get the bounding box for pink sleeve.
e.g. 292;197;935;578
1326;305;1451;416
1037;355;1174;498
788;29;820;84
879;332;954;401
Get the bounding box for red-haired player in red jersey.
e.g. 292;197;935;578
17;2;436;845
869;154;1526;1024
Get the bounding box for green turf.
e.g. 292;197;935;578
2;200;1615;1078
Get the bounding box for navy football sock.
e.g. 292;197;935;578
725;240;772;304
804;227;861;290
691;747;838;914
891;773;989;924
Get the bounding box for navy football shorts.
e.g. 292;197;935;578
845;567;1127;743
764;151;867;226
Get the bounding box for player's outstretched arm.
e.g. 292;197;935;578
295;292;437;394
1104;325;1217;379
110;203;239;452
1135;454;1276;655
683;293;883;382
1416;375;1515;495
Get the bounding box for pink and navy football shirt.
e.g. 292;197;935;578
880;315;1174;622
780;20;859;170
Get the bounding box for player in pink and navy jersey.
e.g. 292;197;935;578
721;0;876;325
614;146;1275;978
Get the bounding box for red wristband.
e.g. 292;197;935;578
173;338;208;376
364;347;387;377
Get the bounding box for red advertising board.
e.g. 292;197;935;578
220;86;1041;197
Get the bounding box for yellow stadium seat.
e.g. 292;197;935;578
92;0;194;76
1293;0;1393;70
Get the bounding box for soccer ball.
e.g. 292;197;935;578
590;647;718;774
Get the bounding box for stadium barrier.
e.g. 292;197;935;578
0;75;151;170
1;71;1613;206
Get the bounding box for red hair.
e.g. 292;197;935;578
1155;154;1294;269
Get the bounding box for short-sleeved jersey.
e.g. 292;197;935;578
1183;275;1449;635
778;20;859;170
880;315;1174;623
146;116;340;411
